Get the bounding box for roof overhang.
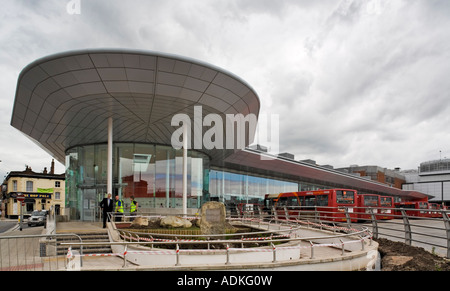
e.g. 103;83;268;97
223;149;433;200
11;49;260;164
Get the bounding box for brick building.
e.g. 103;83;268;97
1;160;65;218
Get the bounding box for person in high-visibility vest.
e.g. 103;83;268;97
130;195;138;221
115;194;124;221
130;196;138;213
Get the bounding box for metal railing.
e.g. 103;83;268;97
2;205;448;271
270;205;450;258
61;215;373;269
0;233;82;271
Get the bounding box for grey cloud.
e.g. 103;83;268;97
1;0;450;172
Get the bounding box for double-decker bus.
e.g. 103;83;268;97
378;196;394;220
356;194;379;221
274;189;358;222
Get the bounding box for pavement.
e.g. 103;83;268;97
55;221;106;233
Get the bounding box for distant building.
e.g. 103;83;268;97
1;160;65;218
402;159;450;206
336;165;406;189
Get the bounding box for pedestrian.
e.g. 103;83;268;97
99;193;113;228
130;195;138;219
115;194;124;222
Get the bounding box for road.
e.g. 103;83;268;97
0;220;39;233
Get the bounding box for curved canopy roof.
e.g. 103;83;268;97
11;49;260;163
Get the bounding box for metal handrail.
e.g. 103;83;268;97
0;233;84;270
271;205;450;258
60;219;372;268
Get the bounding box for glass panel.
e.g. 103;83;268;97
155;146;176;208
132;144;155;208
66;143;210;220
209;169;298;209
116;143;133;200
80;145;95;186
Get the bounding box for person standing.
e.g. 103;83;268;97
130;195;138;218
99;193;113;228
115;194;124;222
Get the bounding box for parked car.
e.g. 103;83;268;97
28;210;47;227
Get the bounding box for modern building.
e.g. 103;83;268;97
10;49;431;221
336;165;406;189
1;160;65;218
402;159;450;206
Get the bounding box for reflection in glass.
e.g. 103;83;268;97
65;143;210;220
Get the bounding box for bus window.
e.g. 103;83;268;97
277;197;288;207
363;195;378;206
419;202;428;209
336;190;355;204
316;195;329;206
380;197;393;207
277;196;299;207
304;196;316;207
288;197;298;206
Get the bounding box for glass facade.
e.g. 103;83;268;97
208;169;298;208
65;143;331;221
65;143;209;221
208;169;326;209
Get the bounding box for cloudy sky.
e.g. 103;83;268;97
1;0;450;179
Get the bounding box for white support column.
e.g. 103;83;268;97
182;123;188;216
107;117;113;196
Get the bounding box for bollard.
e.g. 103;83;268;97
176;244;180;266
340;239;345;256
271;243;277;263
309;241;314;259
122;245;128;268
368;208;378;240
226;244;230;265
400;209;412;246
442;212;450;258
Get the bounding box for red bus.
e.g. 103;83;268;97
356;194;379;221
263;193;280;214
378;196;394;220
394;201;431;218
429;203;444;218
274;189;358;223
271;192;300;219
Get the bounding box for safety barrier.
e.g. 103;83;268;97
270;205;450;258
0;233;82;271
60;214;375;270
3;205;448;270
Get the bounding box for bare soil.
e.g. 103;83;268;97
376;238;450;271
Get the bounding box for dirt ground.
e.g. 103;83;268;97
376;238;450;271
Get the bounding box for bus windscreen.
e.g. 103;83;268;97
336;190;355;204
363;195;378;206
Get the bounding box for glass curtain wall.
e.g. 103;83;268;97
208;169;299;208
65;143;209;221
208;169;327;209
